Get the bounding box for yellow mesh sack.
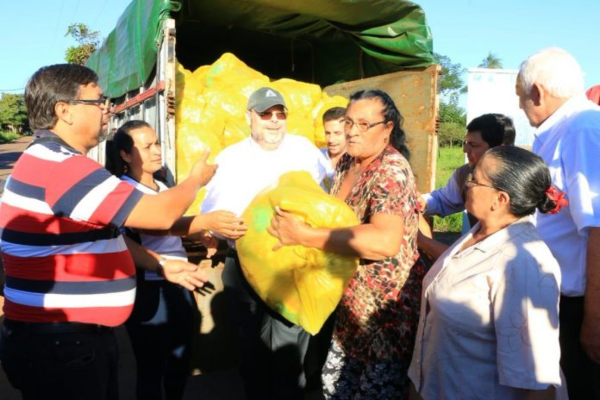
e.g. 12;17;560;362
176;62;203;105
204;52;269;88
222;117;251;148
236;171;359;334
285;114;316;144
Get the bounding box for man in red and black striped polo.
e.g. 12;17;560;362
0;64;215;400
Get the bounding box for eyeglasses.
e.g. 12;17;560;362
344;119;386;133
255;110;287;120
67;96;112;108
465;173;495;189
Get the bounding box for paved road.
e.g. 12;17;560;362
0;135;33;193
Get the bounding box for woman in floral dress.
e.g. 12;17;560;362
269;89;426;399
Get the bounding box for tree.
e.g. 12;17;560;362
438;98;466;126
478;52;503;69
434;53;467;145
0;93;28;133
65;23;101;66
437;121;465;147
434;52;467;99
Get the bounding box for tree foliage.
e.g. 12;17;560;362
0;93;28;133
65;23;101;66
434;52;467;97
478;52;503;69
434;53;467;146
437;121;465;147
438;99;466;126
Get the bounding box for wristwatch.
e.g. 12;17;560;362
156;256;167;277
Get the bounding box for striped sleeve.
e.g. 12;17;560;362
46;154;143;227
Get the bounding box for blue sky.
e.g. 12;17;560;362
0;0;129;93
420;0;600;90
1;0;599;98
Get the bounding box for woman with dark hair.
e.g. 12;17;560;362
106;120;245;400
269;89;425;398
409;146;567;399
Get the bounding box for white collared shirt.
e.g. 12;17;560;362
532;95;600;296
201;134;329;241
409;217;564;399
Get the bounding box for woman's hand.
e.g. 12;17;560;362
162;259;209;291
205;210;247;240
267;207;310;250
199;230;219;258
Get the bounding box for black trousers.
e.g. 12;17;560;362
223;254;310;400
0;321;119;400
559;295;600;400
125;279;196;400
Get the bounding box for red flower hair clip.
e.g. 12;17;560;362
545;186;568;214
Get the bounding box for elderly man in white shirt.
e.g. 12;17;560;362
516;47;600;399
201;87;329;399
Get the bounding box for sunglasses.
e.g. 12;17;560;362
255;110;287;120
66;96;112;108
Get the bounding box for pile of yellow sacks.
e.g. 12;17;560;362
175;53;348;213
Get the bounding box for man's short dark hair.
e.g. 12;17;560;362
466;113;516;147
25;64;99;130
322;107;346;123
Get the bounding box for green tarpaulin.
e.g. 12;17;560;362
87;0;434;98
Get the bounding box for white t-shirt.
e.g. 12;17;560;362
532;95;600;296
201;134;329;220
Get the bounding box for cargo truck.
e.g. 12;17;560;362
85;0;441;373
87;0;440;193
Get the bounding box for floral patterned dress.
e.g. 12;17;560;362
323;145;426;398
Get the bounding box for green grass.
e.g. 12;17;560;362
432;146;464;233
0;131;20;144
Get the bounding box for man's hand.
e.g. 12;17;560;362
582;227;600;363
162;259;210;291
205;210;247;240
189;150;217;188
581;317;600;363
416;192;427;214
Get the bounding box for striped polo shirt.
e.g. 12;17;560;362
0;131;143;326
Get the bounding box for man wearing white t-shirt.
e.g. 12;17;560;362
517;47;600;399
202;87;329;399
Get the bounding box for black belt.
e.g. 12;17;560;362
3;319;114;335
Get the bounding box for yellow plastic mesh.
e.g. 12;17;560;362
236;171;359;334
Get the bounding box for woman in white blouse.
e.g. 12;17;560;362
409;146;568;400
